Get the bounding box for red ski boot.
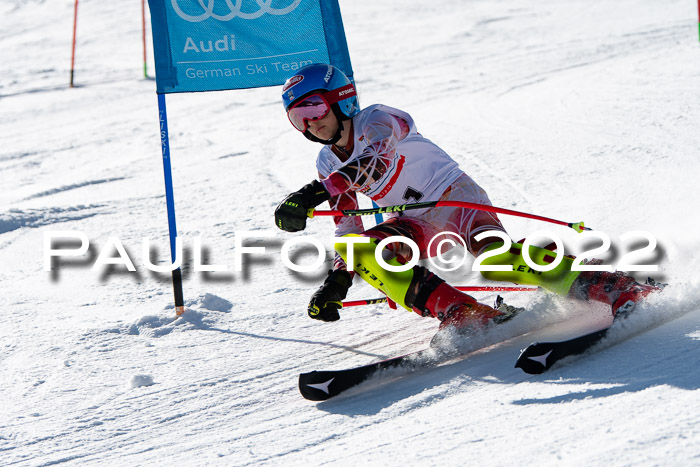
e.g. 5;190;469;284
411;273;505;333
611;279;663;316
569;271;664;317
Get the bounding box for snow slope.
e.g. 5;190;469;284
1;0;699;465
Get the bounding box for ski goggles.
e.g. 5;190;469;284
287;84;357;132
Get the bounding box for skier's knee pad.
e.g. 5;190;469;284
334;234;415;311
478;242;581;296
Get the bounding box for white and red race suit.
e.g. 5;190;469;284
316;104;504;269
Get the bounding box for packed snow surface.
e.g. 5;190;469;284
1;0;699;465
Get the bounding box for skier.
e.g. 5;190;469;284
274;63;660;334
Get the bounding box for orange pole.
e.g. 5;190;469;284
70;0;78;87
142;0;148;78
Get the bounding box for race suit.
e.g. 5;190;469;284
316;104;505;269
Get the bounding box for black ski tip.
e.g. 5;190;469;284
515;342;555;375
299;371;337;401
298;355;411;401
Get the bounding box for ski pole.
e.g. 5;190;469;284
308;201;589;233
342;285;538;308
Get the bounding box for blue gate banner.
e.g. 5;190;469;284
147;0;353;93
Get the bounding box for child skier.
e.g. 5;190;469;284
274;63;659;333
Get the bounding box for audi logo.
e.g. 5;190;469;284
171;0;302;22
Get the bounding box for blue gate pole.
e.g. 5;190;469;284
157;93;185;316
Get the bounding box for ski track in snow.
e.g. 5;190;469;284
1;0;699;465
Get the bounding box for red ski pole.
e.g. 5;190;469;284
308;201;589;233
342;285;538;308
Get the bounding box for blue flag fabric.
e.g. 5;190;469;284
147;0;353;93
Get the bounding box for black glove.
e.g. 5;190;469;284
308;269;353;322
274;180;331;232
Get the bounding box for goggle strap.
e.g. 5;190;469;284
324;84;356;105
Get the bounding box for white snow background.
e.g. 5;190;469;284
1;0;700;465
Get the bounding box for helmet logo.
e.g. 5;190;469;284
338;87;354;97
283;75;304;92
287;90;294;101
324;66;333;83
